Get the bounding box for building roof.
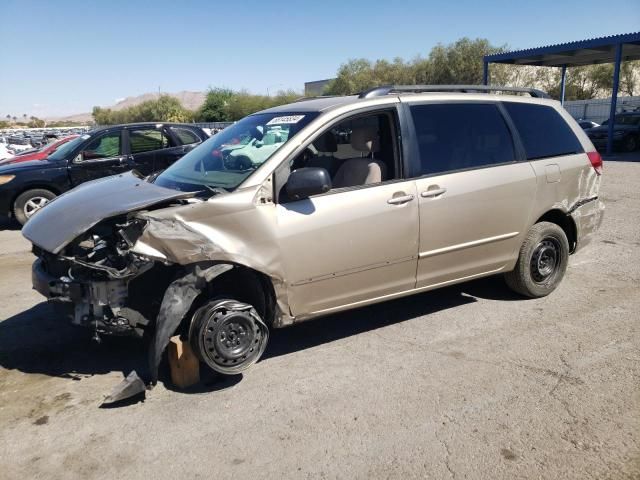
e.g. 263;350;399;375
484;32;640;67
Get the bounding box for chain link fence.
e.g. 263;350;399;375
564;96;640;123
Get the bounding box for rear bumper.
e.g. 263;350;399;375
571;198;605;252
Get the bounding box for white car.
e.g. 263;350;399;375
0;144;11;160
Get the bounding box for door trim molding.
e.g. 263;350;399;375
419;232;519;259
304;265;506;318
290;255;417;286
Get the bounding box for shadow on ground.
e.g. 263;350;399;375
0;276;519;396
0;217;21;231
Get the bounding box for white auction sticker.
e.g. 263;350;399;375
266;115;305;125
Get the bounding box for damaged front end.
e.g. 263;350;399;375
23;171;284;399
31;216;171;338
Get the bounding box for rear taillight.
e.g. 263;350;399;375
587;151;603;175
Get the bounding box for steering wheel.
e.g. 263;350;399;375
229;155;253;171
291;147;316;171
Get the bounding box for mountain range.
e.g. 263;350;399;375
46;90;207;123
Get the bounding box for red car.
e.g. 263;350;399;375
0;135;79;165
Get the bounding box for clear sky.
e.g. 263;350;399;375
1;0;639;118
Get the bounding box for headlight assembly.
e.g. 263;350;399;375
0;175;15;185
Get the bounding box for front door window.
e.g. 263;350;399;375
81;132;121;160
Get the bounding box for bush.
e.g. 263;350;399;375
93;95;193;125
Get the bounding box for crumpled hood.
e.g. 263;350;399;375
22;171;196;254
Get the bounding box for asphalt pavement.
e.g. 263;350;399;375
0;160;638;480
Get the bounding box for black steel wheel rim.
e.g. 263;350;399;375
530;237;561;283
208;313;256;362
192;300;269;374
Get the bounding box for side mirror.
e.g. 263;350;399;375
286;167;331;201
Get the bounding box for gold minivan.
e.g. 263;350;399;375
24;85;604;384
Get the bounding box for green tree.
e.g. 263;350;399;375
223;89;301;121
619;61;639;96
28;116;46;128
134;95;194;122
324;38;506;95
196;88;234;122
92;95;193;124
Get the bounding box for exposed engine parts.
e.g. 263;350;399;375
189;299;269;375
33;216;155;337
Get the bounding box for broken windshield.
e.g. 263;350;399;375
154;112;319;192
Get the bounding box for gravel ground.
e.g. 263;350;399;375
0;161;638;480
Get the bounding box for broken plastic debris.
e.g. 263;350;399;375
101;370;146;405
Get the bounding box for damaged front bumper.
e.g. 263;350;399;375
32;252;155;337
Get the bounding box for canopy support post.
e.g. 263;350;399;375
607;43;623;155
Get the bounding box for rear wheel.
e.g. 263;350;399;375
13;188;56;225
504;221;569;298
189;298;269;375
623;135;638;152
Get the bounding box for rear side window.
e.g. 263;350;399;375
410;103;516;176
503;103;583;160
170;127;201;145
129;129;170;154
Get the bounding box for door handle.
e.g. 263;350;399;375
387;194;415;205
421;187;447;198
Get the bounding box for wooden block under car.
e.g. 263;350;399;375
168;336;200;388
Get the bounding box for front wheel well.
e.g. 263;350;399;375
198;265;277;327
10;185;61;213
535;210;577;253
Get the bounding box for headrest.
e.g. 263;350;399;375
350;126;380;153
313;131;337;153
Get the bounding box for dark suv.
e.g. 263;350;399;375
0;123;208;225
586;112;640;152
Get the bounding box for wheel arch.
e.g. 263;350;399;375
190;262;278;328
10;184;62;219
535;209;577;254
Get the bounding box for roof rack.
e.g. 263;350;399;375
358;85;550;99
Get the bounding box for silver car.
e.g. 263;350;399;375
23;85;604;385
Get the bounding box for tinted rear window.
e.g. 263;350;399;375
170;127;201;145
503;102;583;160
410;103;516;176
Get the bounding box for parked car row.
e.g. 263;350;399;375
0;122;208;224
585;112;640;152
0;135;79;166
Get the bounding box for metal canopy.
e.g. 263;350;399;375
483;32;640;154
484;32;640;67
